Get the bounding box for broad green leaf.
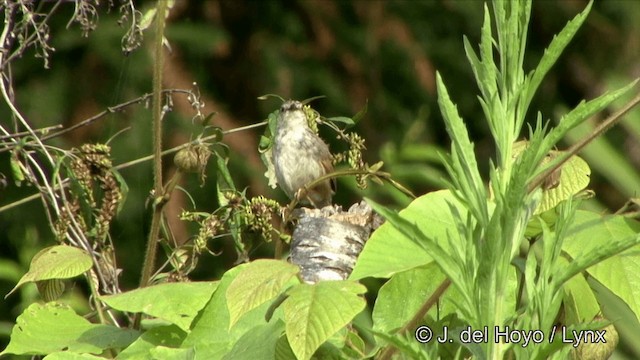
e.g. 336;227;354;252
518;148;590;215
182;265;275;359
274;335;298;360
226;259;299;329
0;302;138;356
116;325;187;360
283;281;366;360
149;346;195;360
6;245;92;298
223;320;285;360
562;211;640;320
372;263;459;333
350;190;464;280
44;353;105;360
101;282;218;332
562;271;600;325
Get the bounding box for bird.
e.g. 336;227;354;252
272;100;335;208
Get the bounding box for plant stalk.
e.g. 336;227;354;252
138;0;168;293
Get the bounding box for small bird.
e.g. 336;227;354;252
272;100;335;208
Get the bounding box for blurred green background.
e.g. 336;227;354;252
1;0;639;356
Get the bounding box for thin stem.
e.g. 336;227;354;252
138;0;168;291
0;121;268;214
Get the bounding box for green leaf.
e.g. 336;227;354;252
562;271;600;325
0;302;138;356
350;190;464;280
325;116;355;126
523;1;592;112
351;101;368;124
116;325;187;360
182;265;275;359
44;353;105;360
562;211;640;320
226;259;299;329
222;320;285;360
6;245;92;298
541;79;638;159
10;151;25;186
510;142;591;215
436;73;489;225
372;263;459;333
283;281;366;360
101;282;218;332
111;169;129;213
149;346;196;360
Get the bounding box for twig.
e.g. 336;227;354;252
0;89;198;154
0;122;269;213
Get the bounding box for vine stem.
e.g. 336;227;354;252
137;0;168;305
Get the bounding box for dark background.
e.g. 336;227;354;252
1;0;639;356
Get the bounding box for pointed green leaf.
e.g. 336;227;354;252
351;101;368;124
283;281;366;360
436;73;488;224
6;245;92;298
523;1;592;111
116;325;187;360
101;282;218;332
350;190;464;280
182;265;275;359
542;79;638;154
325;116;355;126
562;271;600;325
562;211;640;320
372;263;459;333
226;259;299;328
0;302;138;356
223;320;285;360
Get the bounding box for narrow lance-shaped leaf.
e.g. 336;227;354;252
522;1;593;113
436;73;489;225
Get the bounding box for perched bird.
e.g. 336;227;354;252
272;100;335;208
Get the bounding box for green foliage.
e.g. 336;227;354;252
2;0;640;359
283;281;366;360
100;282;219;332
225;259;299;328
1;302;138;356
6;245;92;298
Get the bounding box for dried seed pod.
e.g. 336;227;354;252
174;146;201;173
